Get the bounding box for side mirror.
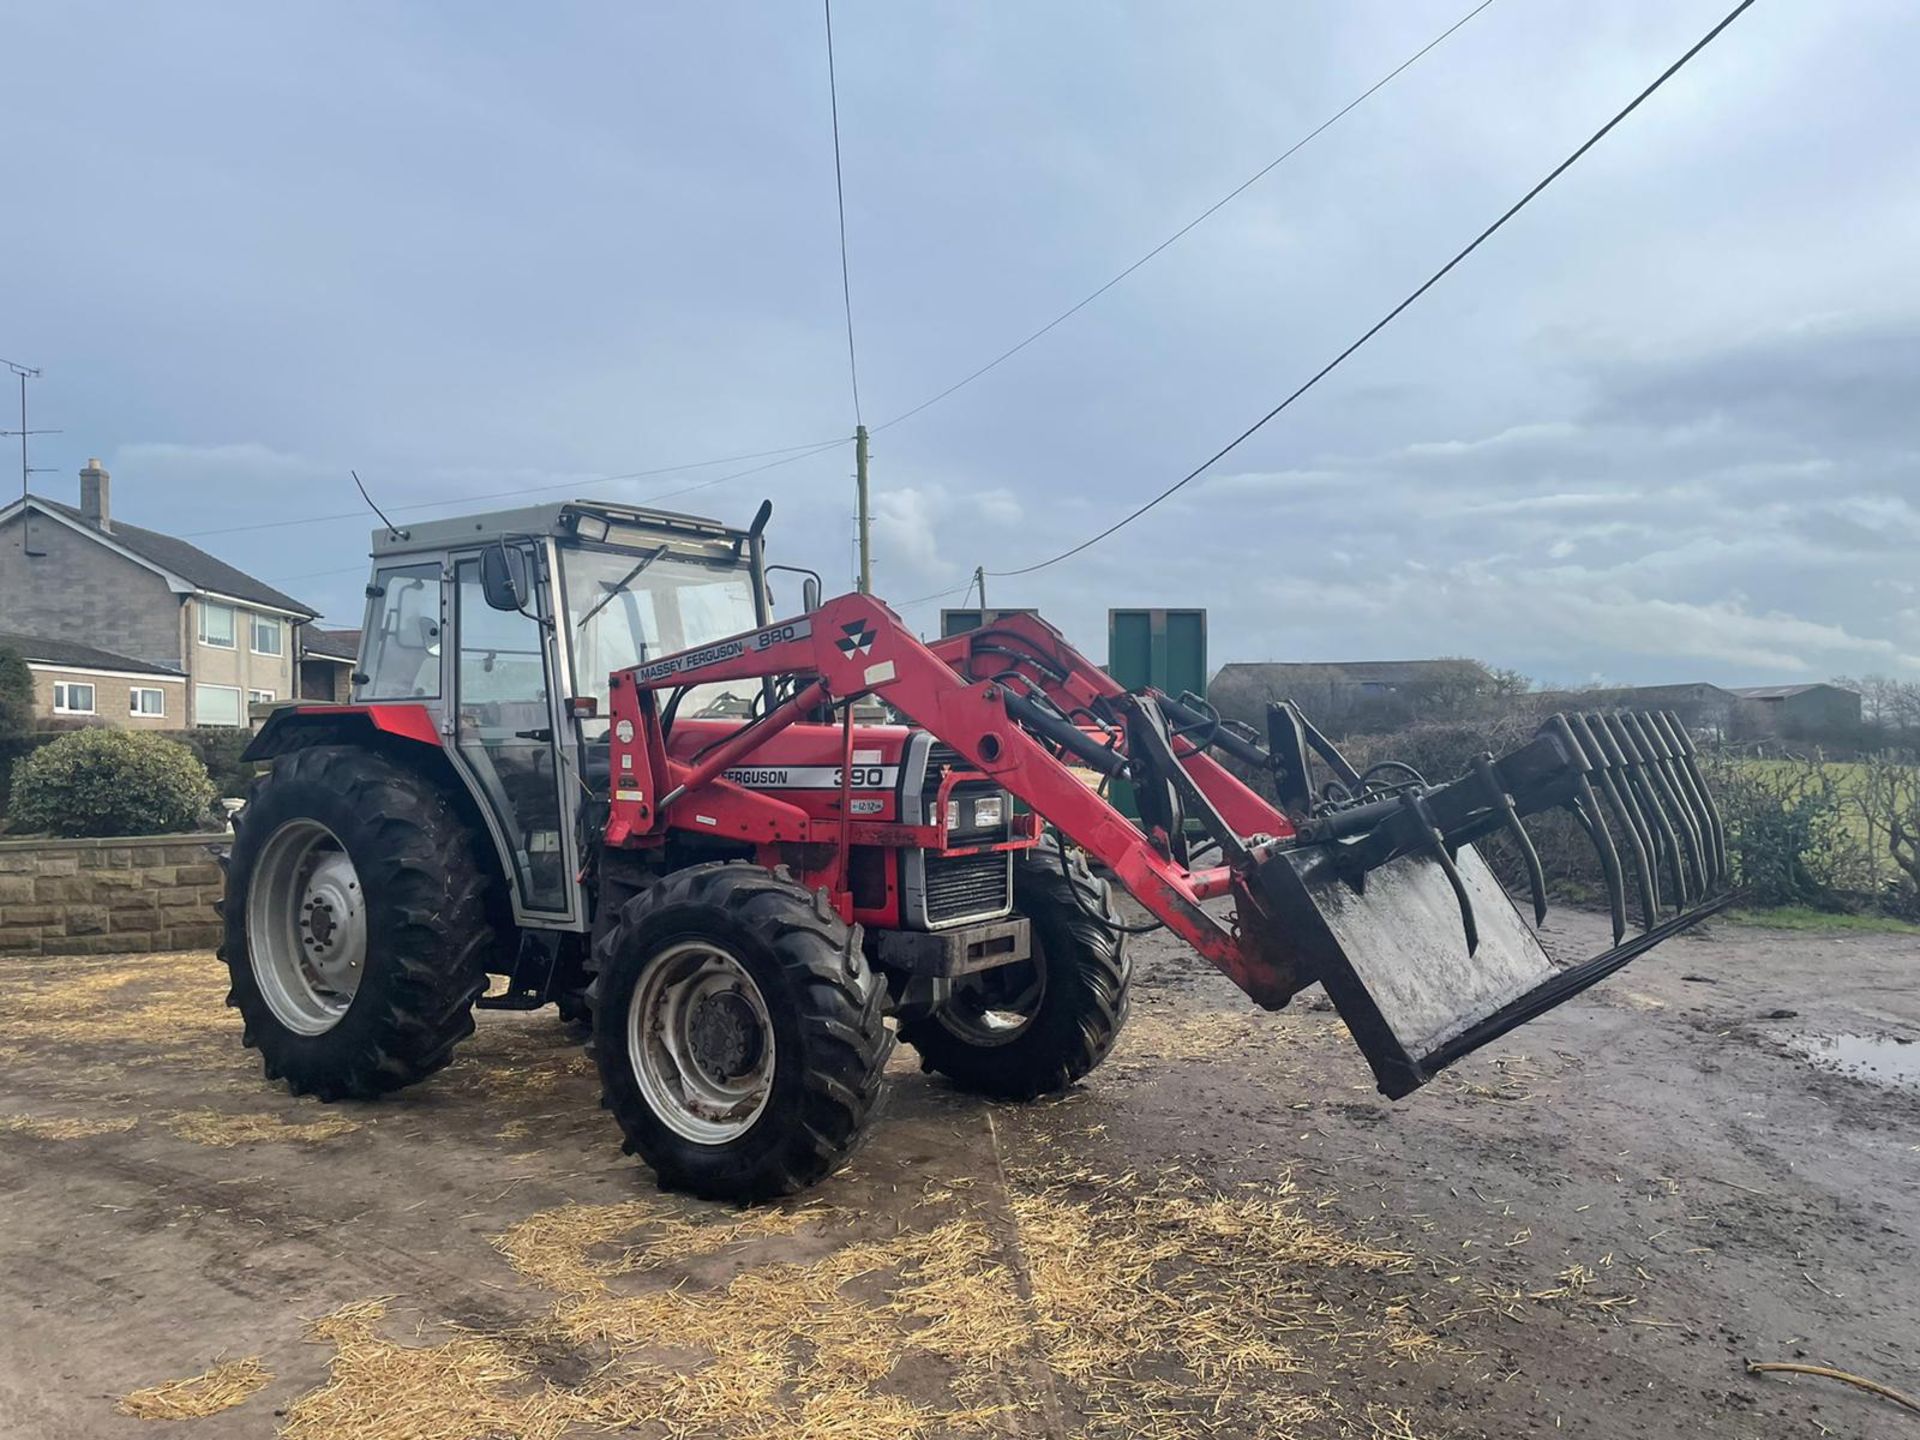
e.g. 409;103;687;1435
480;542;530;612
802;576;821;612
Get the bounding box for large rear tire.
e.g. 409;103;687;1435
220;745;502;1100
590;862;891;1201
899;836;1130;1099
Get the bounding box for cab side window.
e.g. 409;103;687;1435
359;563;444;700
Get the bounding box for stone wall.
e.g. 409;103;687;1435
0;834;227;957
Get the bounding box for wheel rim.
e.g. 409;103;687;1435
627;939;777;1145
937;952;1047;1046
247;818;367;1036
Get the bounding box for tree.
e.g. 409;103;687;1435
0;646;32;747
1858;752;1920;916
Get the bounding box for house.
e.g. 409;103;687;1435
1210;658;1502;733
0;630;187;728
1532;681;1742;736
1730;683;1862;734
298;627;361;702
0;459;318;728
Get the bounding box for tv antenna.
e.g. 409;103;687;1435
0;359;59;499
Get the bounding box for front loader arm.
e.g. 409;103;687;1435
604;594;1301;1001
605;592;1735;1099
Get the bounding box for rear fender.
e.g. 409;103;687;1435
237;704;520;950
241;703;443;762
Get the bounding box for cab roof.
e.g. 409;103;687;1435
369;498;750;559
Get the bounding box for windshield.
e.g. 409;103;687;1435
559;544;761;738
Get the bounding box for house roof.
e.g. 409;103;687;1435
1213;659;1487;688
0;629;184;678
302;626;361;662
1730;684;1849;701
22;496;316;617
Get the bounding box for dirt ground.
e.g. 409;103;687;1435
2;908;1916;1440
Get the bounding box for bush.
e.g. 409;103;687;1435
7;728;218;838
169;726;263;800
1702;754;1869;911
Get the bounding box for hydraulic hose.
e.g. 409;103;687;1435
1050;828;1165;936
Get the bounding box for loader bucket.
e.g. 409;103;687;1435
1245;709;1736;1099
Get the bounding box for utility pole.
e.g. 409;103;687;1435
974;565;987;617
1;359;58;499
854;423;872;594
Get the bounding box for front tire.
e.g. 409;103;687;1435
899;836;1131;1099
220;745;502;1101
590;863;891;1201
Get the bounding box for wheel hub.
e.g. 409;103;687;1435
627;940;777;1145
298;852;366;992
248;820;368;1036
689;990;764;1082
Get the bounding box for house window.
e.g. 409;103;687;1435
249;688;276;706
130;687;166;717
196;684;244;727
53;681;96;714
199;601;236;649
251;615;283;656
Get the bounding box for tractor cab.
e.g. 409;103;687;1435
349;499;786;930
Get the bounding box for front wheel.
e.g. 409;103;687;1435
590;863;891;1200
899;836;1131;1099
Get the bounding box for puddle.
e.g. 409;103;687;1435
1768;1031;1920;1090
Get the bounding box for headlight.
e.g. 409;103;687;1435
971;795;1004;829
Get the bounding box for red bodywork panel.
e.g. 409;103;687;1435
655;716;1039;930
244;702;443;759
606;594;1311;1008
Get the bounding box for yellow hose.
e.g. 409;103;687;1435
1746;1361;1920;1416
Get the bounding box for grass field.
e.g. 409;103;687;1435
1732;758;1881;846
1723;905;1920;935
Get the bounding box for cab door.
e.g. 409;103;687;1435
448;546;576;922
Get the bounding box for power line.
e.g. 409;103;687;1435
992;0;1758;581
624;434;850;506
260;438;852;587
181;436;846;540
870;0;1496;434
823;0;863;427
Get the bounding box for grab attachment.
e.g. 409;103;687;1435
1242;707;1736;1098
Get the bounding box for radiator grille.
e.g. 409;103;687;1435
923;852;1012;925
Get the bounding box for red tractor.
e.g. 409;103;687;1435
224;498;1731;1199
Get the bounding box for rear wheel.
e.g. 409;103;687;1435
900;836;1131;1099
591;862;891;1200
220;745;503;1100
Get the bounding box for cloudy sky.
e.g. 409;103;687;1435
4;1;1915;687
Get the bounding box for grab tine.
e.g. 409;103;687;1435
1658;711;1727;887
1579;712;1661;907
1622;711;1705;901
1620;714;1712;902
1573;774;1628;944
1403;789;1478;954
1568;712;1659;928
1473;752;1547;924
1548;715;1628;943
1603;713;1688;909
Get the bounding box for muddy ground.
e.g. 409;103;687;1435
1;908;1916;1439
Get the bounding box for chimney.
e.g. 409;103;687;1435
79;458;111;532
